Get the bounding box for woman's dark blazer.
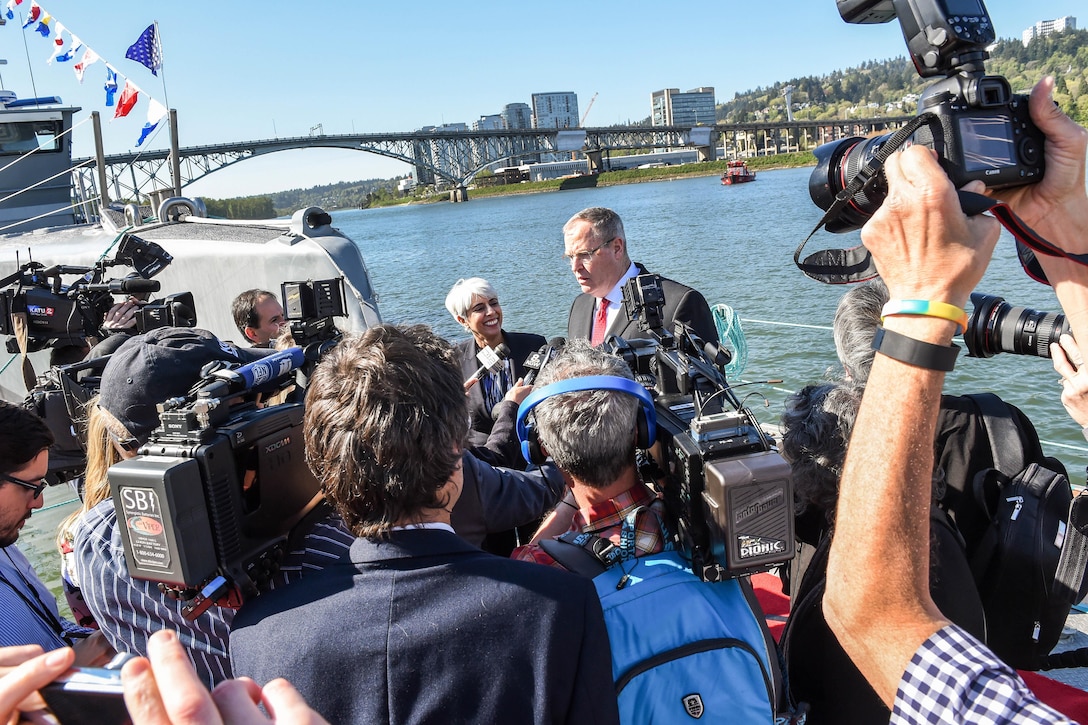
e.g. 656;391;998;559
455;330;545;448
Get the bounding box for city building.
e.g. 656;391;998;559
530;92;579;130
473;115;505;131
501;103;532;130
651;88;716;127
418;123;468;133
1022;16;1077;46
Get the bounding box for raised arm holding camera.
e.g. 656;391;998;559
823;72;1087;721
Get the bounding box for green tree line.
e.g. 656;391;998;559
718;28;1088;125
201;195;275;219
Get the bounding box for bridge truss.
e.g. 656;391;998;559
71;117;910;204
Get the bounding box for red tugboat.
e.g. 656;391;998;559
720;159;757;185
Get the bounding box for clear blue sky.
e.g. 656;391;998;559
0;0;1077;198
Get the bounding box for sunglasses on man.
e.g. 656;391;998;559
0;472;47;498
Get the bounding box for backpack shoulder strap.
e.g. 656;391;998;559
539;501;671;576
1054;493;1088;604
964;393;1027;474
538;535;611;577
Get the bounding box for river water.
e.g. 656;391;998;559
20;165;1087;613
334;167;1085;470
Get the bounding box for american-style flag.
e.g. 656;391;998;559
125;23;161;76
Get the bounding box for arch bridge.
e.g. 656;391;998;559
72;116;909;204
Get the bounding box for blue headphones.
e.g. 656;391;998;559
515;375;657;465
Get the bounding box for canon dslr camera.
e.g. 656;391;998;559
810;0;1044;232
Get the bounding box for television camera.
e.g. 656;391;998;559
605;274;795;582
106;278;351;618
809;0;1044;233
0;234;192;352
108;345;325;620
281;277;346;361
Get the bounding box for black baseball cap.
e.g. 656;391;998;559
98;327;272;443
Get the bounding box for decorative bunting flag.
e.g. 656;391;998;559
114;80;139;119
55;37;82;63
135;99;167;147
9;7;170;142
21;1;38;29
104;67;118;106
73;47;99;83
124;23;161;76
45;21;65;63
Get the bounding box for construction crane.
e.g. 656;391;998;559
580;92;598;127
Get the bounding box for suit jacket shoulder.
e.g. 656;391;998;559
230;530;620;724
568;293;595;340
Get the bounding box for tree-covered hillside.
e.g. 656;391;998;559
718;28;1088;125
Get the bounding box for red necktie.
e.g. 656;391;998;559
591;298;610;347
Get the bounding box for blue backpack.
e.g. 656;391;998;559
540;509;790;724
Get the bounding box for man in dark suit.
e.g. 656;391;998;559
564;206;717;345
229;324;619;725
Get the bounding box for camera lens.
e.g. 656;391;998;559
963;292;1070;359
808;133;892;233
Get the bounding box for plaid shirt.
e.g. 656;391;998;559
893;624;1078;724
512;483;666;568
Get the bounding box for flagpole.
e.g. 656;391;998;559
154;21;170;112
152;20;180;196
19;10;39;100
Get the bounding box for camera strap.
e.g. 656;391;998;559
794;114;936;284
957;191;1088;286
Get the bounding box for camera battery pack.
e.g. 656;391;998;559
110;455;217;588
702;450;795;575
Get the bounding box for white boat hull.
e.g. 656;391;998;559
0;206;382;402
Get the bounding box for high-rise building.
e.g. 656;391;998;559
531;92;579;130
502;103;532;130
1022;16;1077;46
651;88;716;127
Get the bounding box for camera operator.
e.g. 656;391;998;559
0;401;113;666
512;339;668;566
822;76;1085;722
231;289;287;348
229;325;619;724
68;328;357;687
563;207;716;347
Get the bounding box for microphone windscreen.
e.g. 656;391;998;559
120;278;161;294
546;336;566;348
495;343;512;359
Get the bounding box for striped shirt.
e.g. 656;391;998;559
0;545;91;650
893;624;1078;724
71;500;354;687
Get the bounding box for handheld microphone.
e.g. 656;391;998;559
84;278;161;295
523;336;566;386
464;343;511;390
199;347;306;398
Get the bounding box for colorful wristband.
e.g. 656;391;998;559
881;299;968;335
872;326;959;372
